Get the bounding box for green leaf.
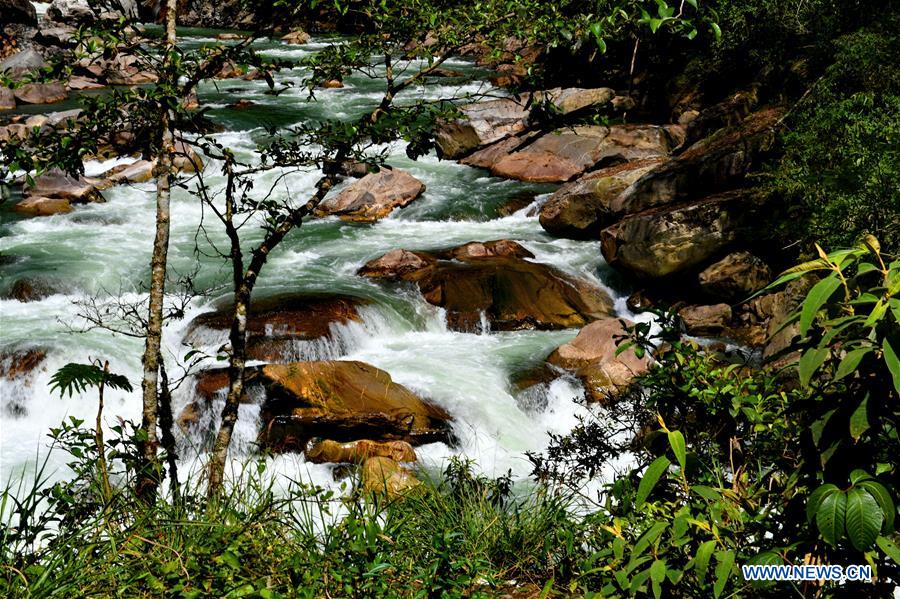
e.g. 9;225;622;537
800;276;841;336
845;487;883;551
877;535;900;565
693;540;716;585
650;559;666;599
692;485;722;502
816;489;847;546
798;347;829;388
636;456;670;508
883;338;900;393
632;522;668;559
849;395;870;441
668;430;686;470
858;480;895;532
807;484;840;524
835;347;872;381
713;550;734;599
709;21;722;41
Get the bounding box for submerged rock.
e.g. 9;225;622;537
306;439;417;464
184;294;366;362
360;240;613;331
316;169;425;222
0;348;47;380
260;361;452;451
281;30;311;44
547;317;650;402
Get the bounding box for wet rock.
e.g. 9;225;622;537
361;456;421;497
321;79;344;89
547;317;650;402
259;361;452;451
427;68;465;78
0;0;37;25
539;157;664;239
173;140;204;173
13;196;73;216
434;96;530;159
66;75;105;91
316;169;425;222
306;439;416;464
5;278;59;302
678;304;733;337
610;109;781;217
0;348;47;380
47;0;138;22
281;29;311;44
102;159;155;184
177;402;201;433
698;251;772;301
0;87;14;110
361;243;614;331
437;239;534;261
601;190;754;279
626;290;655;313
459;131;540;170
23;169;104;203
101;53;157;85
227;99;255;110
216;32;246;41
13;82;67;105
213;60;245;79
490;125;673;183
184;294;366;363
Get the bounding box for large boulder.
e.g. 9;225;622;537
490;125;673;183
281;29;311;44
47;0;138;22
259;361;452;450
698;251;772;301
14;196;74;216
0;49;45;80
539;157;664;239
13;83;67;105
601;190;755;280
360;241;613;331
678;304;733;337
547;317;650;402
361;456;421;496
316;169;425;222
23;170;104;202
184;294;366;363
0;0;37;24
434;87;615;159
306;439;416;464
610;109;782;217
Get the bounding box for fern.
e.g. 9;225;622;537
49;363;133;398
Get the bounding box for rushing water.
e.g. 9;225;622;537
0;31;646;493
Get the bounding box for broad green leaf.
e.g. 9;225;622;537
850;395;870;441
693;540;716;585
632;522;668;560
877;535;900;565
692;485;722;502
816;489;847;546
636;456;670;508
883;338;900;393
846;487;883;551
668;430;686;470
835;347;872;381
650;559;666;599
807;484;840;524
850;469;873;485
713;550;735;599
798;348;829;388
800;276;841;335
858;480;895;532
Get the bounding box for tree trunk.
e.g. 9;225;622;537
137;0;177;498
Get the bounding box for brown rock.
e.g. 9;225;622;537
5;278;58;301
177;402;201;433
763;275;817;365
227;99;255;110
13;82;67;105
217;32;246;41
23;170;103;203
259;361;452;450
698;251;772;301
281;30;311;44
547;317;650;402
213;61;245;80
539;157;664;239
172;140;204;173
103;159;155;184
306;439;416;464
184;294;366;363
0;87;14;110
14;197;73;216
458;132;540;170
361;456;421;496
438;239;534;261
317;169;425;222
67;76;104;91
321;79;344;89
358;249;437;281
0;348;47;380
678;304;733;337
434;96;532;159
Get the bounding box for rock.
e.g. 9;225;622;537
547;317;650;402
102;53;157;85
306;439;416;464
47;0;138;22
0;348;47;380
678;304;733;337
0;87;14;111
177;402;201;433
173;140;204;173
34;25;77;47
626;290;655;313
762;275;816;365
458;132;540;170
316;169;425;222
601;190;755;280
681;90;758;149
361;457;421;496
259;361;452;451
227;99;255;109
610;109;782;217
13;83;67;105
5;278;57;302
216;32;246;41
427;68;465;78
698;251;772;301
0;123;29;141
321;79;344;89
13;196;71;216
357;249;437;281
66;75;105;91
0;0;37;24
434;88;617;159
213;61;245;79
438;239;534;261
539;157;664;239
184;294;366;363
0;49;45;79
361;244;614;331
183;89;199;110
23;169;104;203
102;159;155;184
281;30;311;44
490;125;673;183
